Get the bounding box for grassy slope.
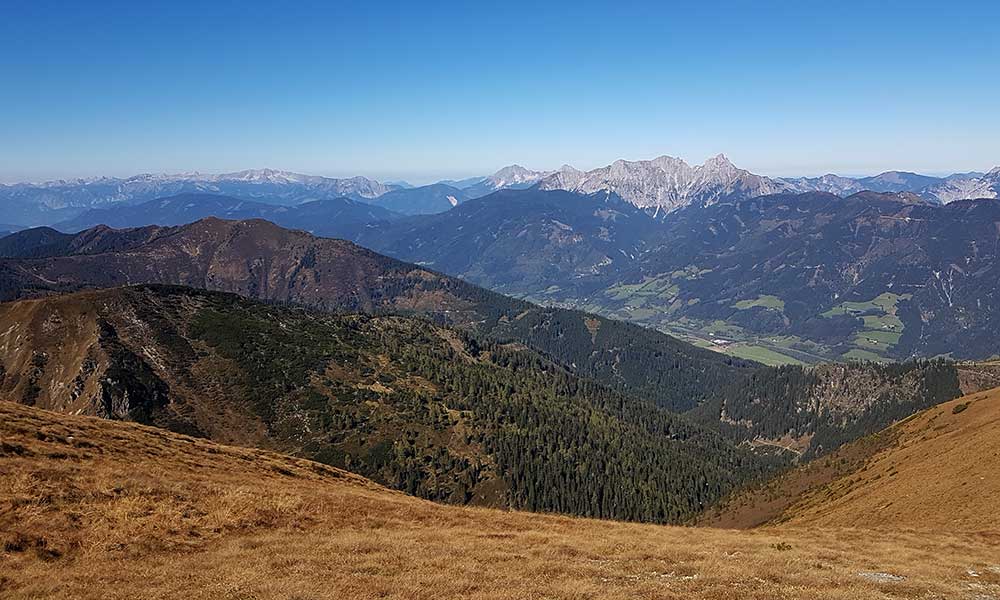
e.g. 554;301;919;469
702;385;1000;532
779;387;1000;530
2;401;999;600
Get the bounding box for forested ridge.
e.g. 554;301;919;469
0;285;780;524
0;218;758;418
189;288;778;523
695;360;963;457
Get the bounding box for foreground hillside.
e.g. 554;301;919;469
703;385;1000;530
3;402;998;600
0;285;771;523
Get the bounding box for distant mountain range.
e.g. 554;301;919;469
345;188;659;299
327;187;1000;363
920;167;1000;203
539;154;788;215
536;155;999;213
5;157;997;227
55;193;401;233
17;177;1000;363
0;169;392;226
782;171;943;195
782;168;1000;202
369;183;472;215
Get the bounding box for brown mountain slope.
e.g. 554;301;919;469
702;386;1000;531
3;401;999;600
0;218;471;314
0;218;759;414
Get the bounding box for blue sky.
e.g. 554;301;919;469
1;0;998;183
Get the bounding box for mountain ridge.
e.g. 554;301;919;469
0;170;392;226
0;284;773;523
340;187;1000;362
0;216;758;414
7;158;997;226
539;154;789;214
54;192;401;233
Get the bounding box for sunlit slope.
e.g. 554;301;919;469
704;386;1000;531
779;387;1000;530
2;401;999;600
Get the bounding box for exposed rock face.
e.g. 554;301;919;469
540;154;790;214
921;167;1000;203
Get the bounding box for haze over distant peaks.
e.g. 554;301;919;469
920;166;1000;204
0;169;392;226
457;164;555;198
536;155;1000;213
2;156;998;227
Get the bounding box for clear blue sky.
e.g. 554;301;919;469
2;0;998;183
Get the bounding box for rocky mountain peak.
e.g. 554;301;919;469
703;153;734;168
539;153;789;212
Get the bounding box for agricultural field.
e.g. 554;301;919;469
822;293;911;360
733;295;785;311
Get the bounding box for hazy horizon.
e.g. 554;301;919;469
0;154;995;187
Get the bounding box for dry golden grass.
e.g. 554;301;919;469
705;385;1000;533
778;386;1000;531
2;400;999;599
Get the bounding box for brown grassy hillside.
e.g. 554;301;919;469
2;401;999;600
703;386;1000;531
